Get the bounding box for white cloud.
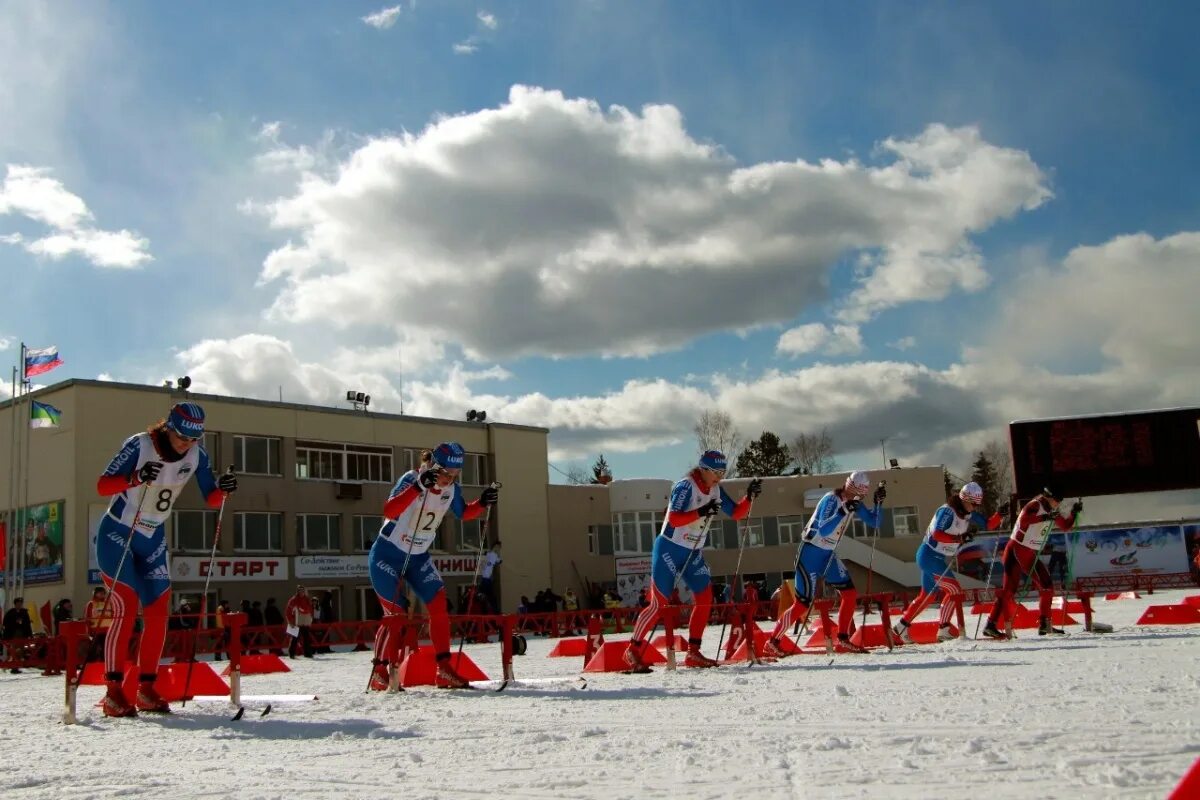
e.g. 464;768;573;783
453;39;479;55
0;336;12;351
776;323;863;357
362;6;402;30
477;11;498;30
250;86;1048;361
0;165;152;268
888;336;917;351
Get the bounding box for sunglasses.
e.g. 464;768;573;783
170;428;201;443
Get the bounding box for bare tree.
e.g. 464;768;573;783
693;410;742;469
564;463;590;485
790;429;838;475
981;439;1013;503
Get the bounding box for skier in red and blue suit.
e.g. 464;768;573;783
94;402;237;717
763;471;886;656
367;442;498;689
893;482;1002;644
622;450;761;672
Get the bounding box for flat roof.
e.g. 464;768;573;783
0;377;549;434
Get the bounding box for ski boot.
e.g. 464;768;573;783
892;621;915;644
1038;616;1065;636
936;624;956;642
369;659;391;692
435;657;471;689
683;639;719;668
622;642;653;674
761;637;789;659
102;676;137;718
836;633;868;653
135;676;172;713
981;621;1008;640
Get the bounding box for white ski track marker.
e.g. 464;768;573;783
468;676;588;692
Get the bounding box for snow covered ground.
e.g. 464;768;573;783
2;590;1198;800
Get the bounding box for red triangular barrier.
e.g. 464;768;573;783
1106;591;1140;600
1051;598;1087;613
728;626;802;661
847;624;891;649
158;662;230;700
1010;605;1041;629
1183;595;1200;610
396;646;489;686
1169;754;1200;799
547;637;589;658
1049;609;1079;626
1136;604;1200;626
651;634;687;651
583;641;666;673
970;601;995;615
804;622;840;648
220;654;290;676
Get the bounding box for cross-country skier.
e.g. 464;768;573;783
982;488;1082;639
762;471;886;657
622;450;761;672
95;402;237;717
368;442;498;689
893;482;1001;644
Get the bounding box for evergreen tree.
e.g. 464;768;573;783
969;451;1000;515
943;468;955;498
734;431;792;477
590;454;613;485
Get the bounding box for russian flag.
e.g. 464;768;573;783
24;345;63;378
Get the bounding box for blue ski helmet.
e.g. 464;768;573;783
167;402;205;440
432;442;465;469
698;450;727;472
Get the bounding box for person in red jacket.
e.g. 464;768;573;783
285;587;315;659
983;488;1082;639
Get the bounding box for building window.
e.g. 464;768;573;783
201;432;220;468
233;435;281;476
354;515;382;552
778;515;807;546
612;511;661;555
460;453;489;487
172;510;215;553
848;518;869;539
892;506;920;537
295;440;392;483
743;517;764;548
587;526;597;555
399;448;425;473
457;517;483;553
298;513;341;552
234;512;282;552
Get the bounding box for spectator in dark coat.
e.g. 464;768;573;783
263;597;285;655
52;598;74;635
3;598;34;674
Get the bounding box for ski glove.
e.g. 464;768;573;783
844;499;861;513
1070;500;1084;517
418;468;442;489
746;478;763;500
479;486;499;507
872;485;887;505
218;472;238;493
696;499;721;519
137;462;163;484
960;531;975;543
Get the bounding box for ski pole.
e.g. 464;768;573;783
456;482;502;658
181;467;234;707
859;491;885;630
715;493;756;658
69;481;153;694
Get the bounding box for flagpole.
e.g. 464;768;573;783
19;346;31;600
4;360;17;606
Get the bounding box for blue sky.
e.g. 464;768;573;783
2;1;1199;500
